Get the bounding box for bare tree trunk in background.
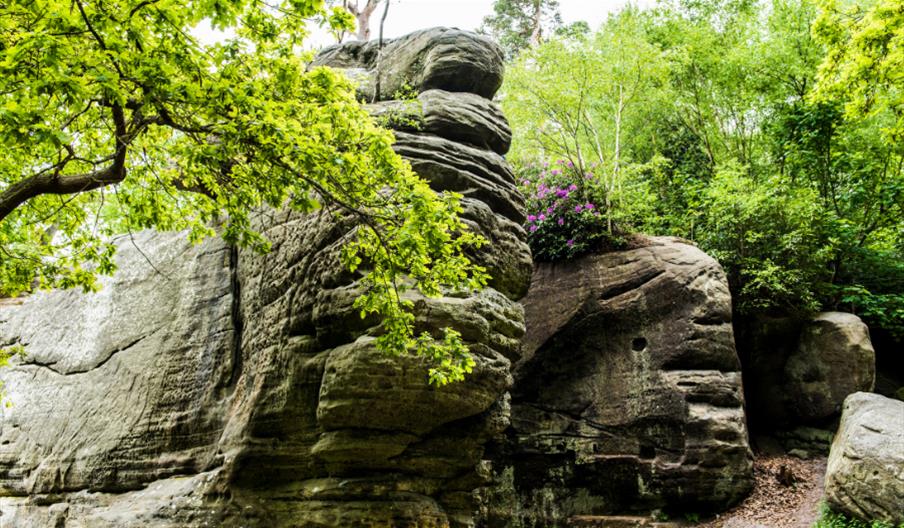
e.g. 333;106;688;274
609;84;624;234
373;0;391;101
343;0;381;41
529;0;543;46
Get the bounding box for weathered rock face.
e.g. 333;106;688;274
824;392;904;525
0;28;530;528
738;312;876;431
787;313;876;422
480;237;754;526
313;27;505;101
0;230;236;496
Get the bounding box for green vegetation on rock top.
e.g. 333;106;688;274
501;0;904;337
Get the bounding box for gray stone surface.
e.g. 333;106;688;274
739;312;876;429
312;27;505;101
824;392;904;525
479;237;754;526
786;312;876;422
0;28;528;528
0;231;235;497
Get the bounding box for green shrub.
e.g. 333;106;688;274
518;160;622;261
813;503;903;528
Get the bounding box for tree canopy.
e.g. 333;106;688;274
502;0;904;337
0;0;488;384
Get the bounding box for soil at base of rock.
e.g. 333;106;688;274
698;455;826;528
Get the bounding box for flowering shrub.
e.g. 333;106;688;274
518;160;617;261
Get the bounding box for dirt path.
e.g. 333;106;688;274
698;455;827;528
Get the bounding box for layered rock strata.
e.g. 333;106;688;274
479;237;754;526
0;28;530;528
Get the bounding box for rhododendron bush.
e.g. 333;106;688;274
518;160;620;261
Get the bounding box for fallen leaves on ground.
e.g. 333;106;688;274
699;455;827;528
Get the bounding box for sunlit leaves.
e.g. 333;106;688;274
0;0;486;384
812;0;904;140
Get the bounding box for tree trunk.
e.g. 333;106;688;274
349;0;381;41
608;86;624;234
529;0;543;46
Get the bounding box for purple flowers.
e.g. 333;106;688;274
519;158;607;261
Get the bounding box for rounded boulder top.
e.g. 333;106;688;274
312;27;506;101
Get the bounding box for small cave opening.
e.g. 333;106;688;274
631;337;648;352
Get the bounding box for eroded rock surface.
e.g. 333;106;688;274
824;392;904;525
479;237;754;526
739;312;876;431
0;28;529;528
312;27;504;101
786;313;876;422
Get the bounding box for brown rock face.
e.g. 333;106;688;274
786;313;876;422
0;28;529;528
479;237;754;526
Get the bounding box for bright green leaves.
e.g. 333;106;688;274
0;343;24;405
0;0;488;385
325;5;357;41
340;169;489;384
812;0;904;141
700;162;835;314
504;0;903;334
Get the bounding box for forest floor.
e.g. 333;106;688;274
697;454;827;528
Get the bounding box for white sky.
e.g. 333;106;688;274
369;0;654;38
196;0;656;49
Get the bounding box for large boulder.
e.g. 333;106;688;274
312;27;505;101
0;28;530;528
479;237;754;526
739;312;876;430
824;392;904;525
786;313;876;422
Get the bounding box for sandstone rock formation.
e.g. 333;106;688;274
0;28;530;528
313;27;505;101
824;392;904;525
739;312;876;431
786;313;876;422
479;237;754;526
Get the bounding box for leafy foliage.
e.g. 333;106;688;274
812;0;904;142
480;0;587;58
814;503;904;528
0;0;488;384
501;0;904;336
518;160;615;261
